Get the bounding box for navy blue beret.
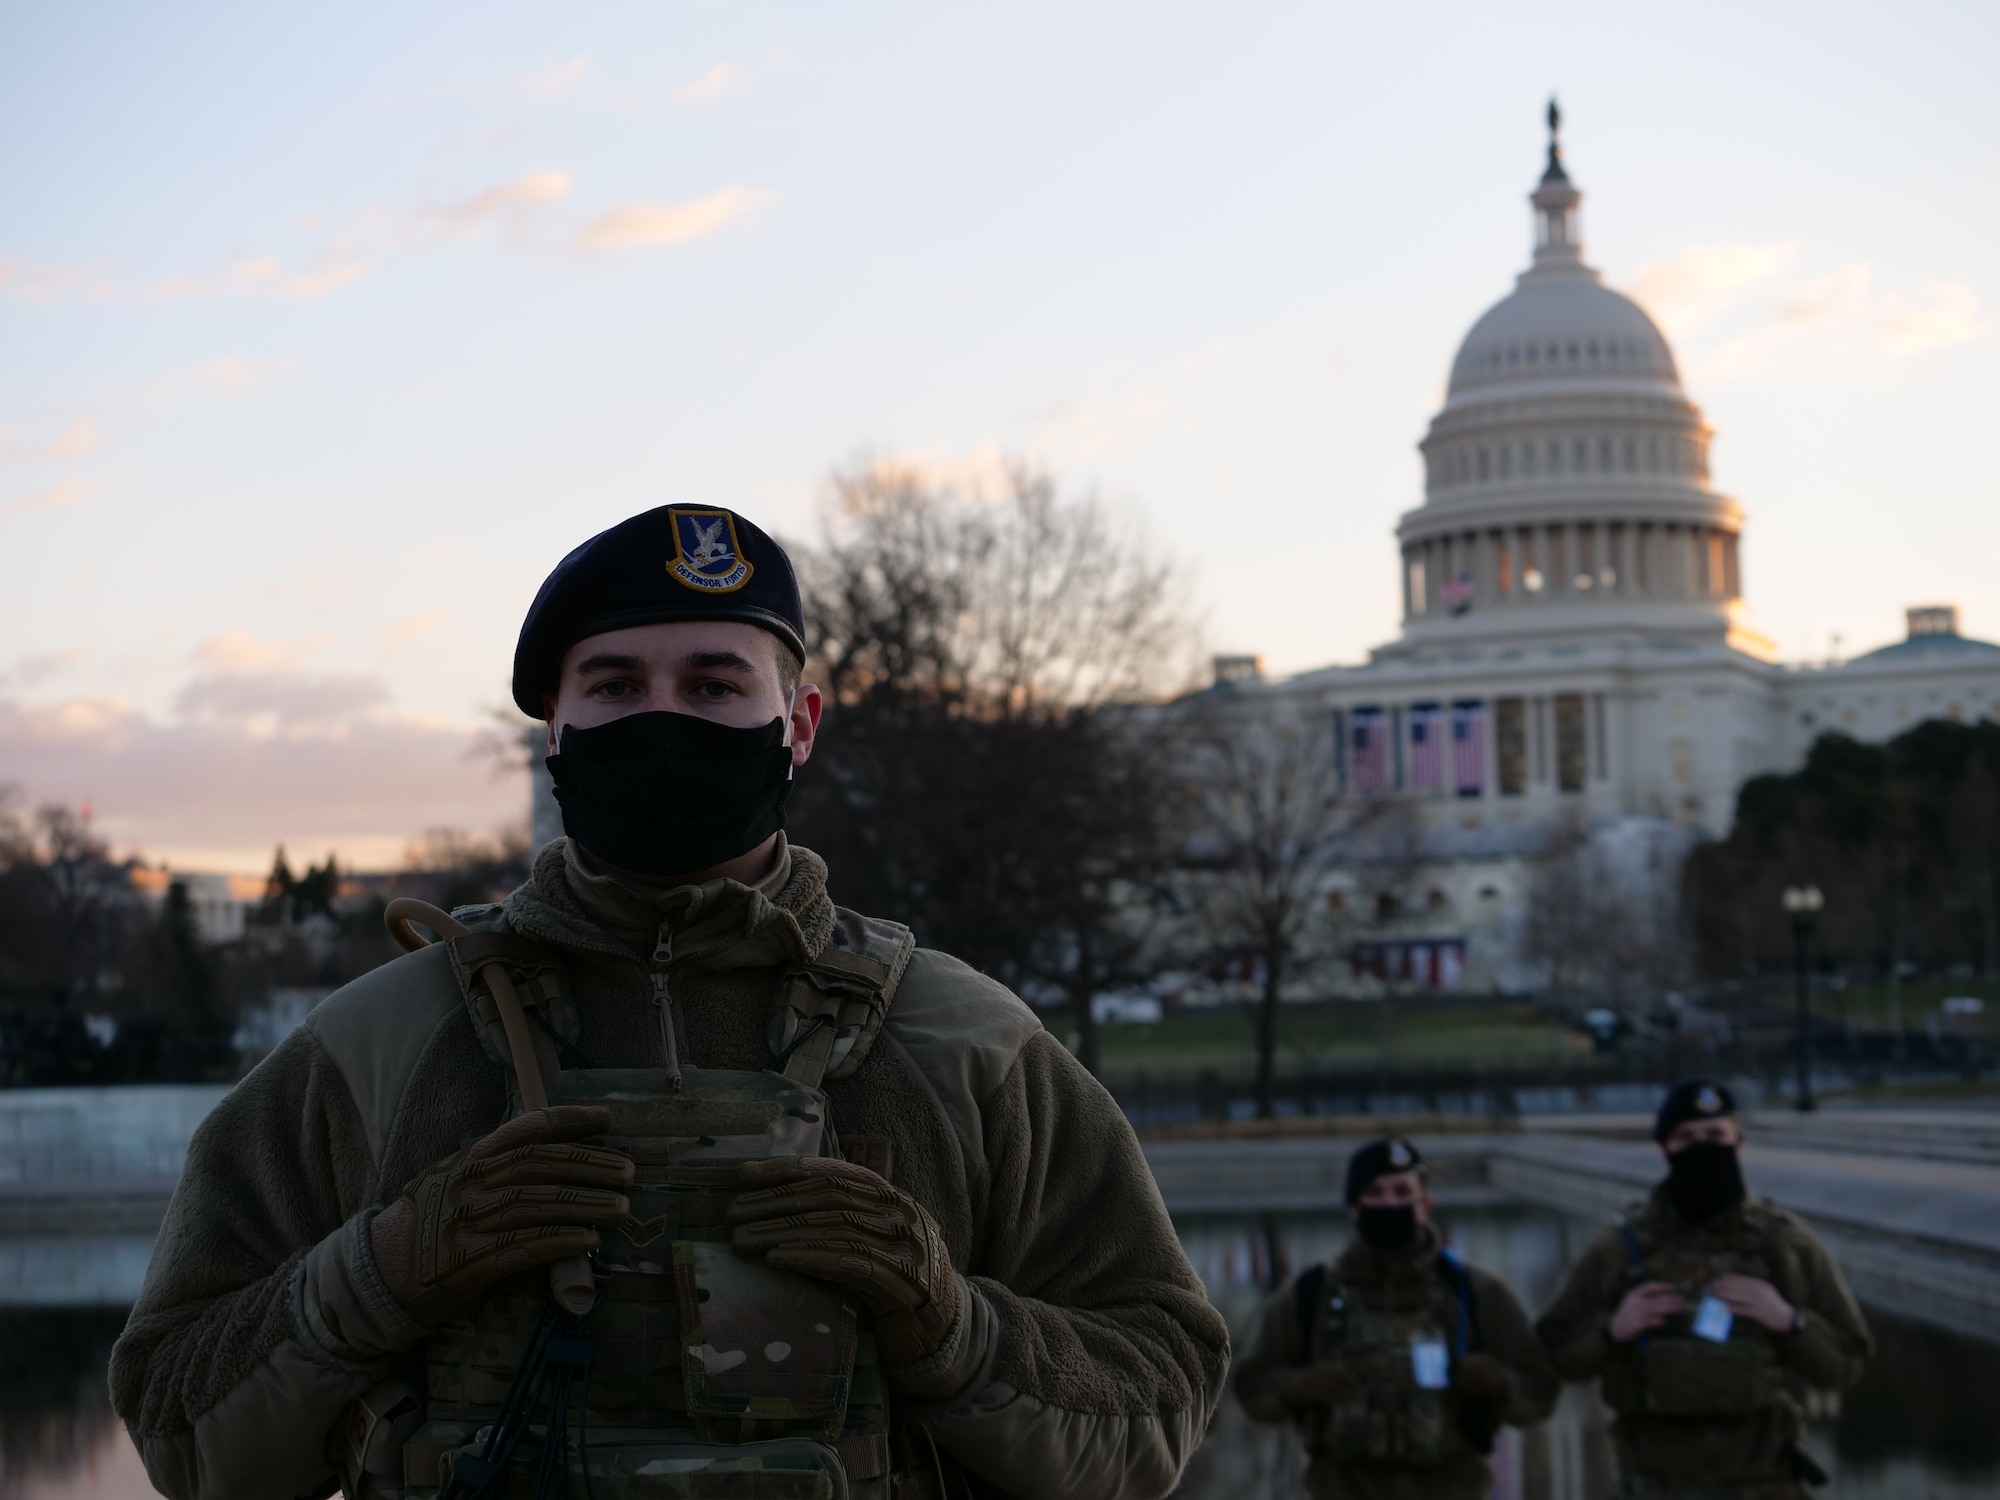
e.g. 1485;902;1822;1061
1653;1076;1737;1142
512;506;805;715
1345;1136;1425;1204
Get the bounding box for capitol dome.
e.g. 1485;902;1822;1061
1392;104;1762;657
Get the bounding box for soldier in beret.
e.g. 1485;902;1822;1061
1536;1076;1873;1498
1233;1136;1558;1498
112;506;1228;1500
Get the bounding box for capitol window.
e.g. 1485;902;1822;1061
1508;346;1519;365
1623;438;1637;471
1526;345;1539;364
1599;438;1614;471
1574;439;1589;472
1587;340;1599;358
1522;444;1536;477
1566;341;1579;360
1499;446;1512;478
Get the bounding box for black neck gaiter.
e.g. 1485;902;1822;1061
547;711;793;879
1354;1204;1419;1253
1664;1140;1747;1223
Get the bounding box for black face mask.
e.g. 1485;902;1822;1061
548;711;793;879
1664;1140;1746;1223
1354;1204;1419;1253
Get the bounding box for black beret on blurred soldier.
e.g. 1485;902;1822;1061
1651;1074;1736;1143
1234;1134;1557;1500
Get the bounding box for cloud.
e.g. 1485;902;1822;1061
141;355;297;410
0;649;88;691
173;671;390;728
1776;263;1873;329
577;185;775;251
5;478;93;515
0;259;107;304
431;169;574;235
524;55;590;104
673;63;739;105
1628;242;1799;336
384;612;445;652
3;416;103;461
0;694;522;873
1879;281;1985;356
191;630;329;675
1684;259;1989;380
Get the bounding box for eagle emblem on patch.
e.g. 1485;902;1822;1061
1695;1085;1722;1114
1388;1139;1412;1168
666;508;753;593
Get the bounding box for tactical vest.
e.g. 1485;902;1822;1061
345;904;942;1500
1294;1247;1475;1468
1600;1200;1792;1421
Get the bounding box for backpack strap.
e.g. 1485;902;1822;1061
1292;1263;1329;1361
1435;1248;1477;1359
768;907;916;1090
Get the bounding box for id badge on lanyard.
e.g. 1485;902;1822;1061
1410;1336;1451;1390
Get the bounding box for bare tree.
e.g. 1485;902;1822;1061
786;458;1201;1070
1184;696;1349;1118
801;457;1199;715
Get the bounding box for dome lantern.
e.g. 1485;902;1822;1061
1531;97;1584;272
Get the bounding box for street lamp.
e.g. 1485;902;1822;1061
1781;885;1824;1111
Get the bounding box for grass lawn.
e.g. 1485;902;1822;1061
1087;1001;1593;1078
1797;975;1999;1038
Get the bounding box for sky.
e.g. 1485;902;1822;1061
2;1;1996;872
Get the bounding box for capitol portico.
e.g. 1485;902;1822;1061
1233;107;2000;991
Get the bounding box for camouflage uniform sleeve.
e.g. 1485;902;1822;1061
1774;1216;1873;1391
1230;1281;1307;1424
1534;1226;1628;1382
108;1024;428;1500
904;1030;1231;1500
1468;1264;1560;1425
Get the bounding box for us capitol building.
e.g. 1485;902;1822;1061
1223;110;2000;991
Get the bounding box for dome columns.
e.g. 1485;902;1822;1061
1398;518;1742;624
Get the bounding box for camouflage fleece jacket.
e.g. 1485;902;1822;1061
110;837;1229;1500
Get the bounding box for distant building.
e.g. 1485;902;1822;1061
1190;108;1999;996
128;868;268;947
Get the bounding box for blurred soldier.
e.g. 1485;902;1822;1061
1233;1137;1559;1498
1536;1077;1874;1499
110;505;1228;1500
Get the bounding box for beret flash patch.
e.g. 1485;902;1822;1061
1388;1139;1412;1168
668;508;754;594
1696;1085;1722;1114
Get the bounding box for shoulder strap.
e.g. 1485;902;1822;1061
770;907;916;1089
1293;1263;1328;1359
441;925;583;1089
1435;1248;1476;1358
1616;1210;1648;1269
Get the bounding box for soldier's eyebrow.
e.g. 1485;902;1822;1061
573;652;646;676
685;650;758;672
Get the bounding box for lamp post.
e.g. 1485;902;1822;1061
1781;885;1824;1111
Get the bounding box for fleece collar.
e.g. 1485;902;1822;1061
502;834;837;972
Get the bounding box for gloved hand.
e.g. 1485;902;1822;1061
1280;1359;1361;1408
369;1106;634;1324
1451;1350;1512;1406
726;1156;959;1367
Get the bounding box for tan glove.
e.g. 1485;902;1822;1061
1280;1359;1361;1408
369;1105;634;1324
1451;1350;1512;1407
725;1156;958;1366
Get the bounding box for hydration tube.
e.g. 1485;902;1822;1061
385;898;598;1316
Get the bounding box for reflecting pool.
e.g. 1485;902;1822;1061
3;1203;1997;1499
